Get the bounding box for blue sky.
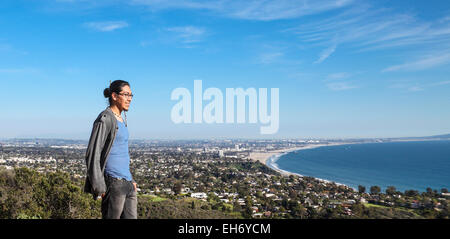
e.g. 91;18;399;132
1;0;450;139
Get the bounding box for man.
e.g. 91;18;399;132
84;80;137;219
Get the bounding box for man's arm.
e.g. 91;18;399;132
85;117;109;197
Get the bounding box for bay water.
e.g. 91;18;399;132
270;140;450;192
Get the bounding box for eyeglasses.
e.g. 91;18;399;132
118;92;134;99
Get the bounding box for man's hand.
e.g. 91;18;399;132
133;182;137;192
96;193;105;200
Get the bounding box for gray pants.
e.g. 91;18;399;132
102;176;137;219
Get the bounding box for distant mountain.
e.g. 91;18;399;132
383;133;450;141
424;134;450;139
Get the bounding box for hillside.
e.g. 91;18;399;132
0;167;238;219
0;166;448;219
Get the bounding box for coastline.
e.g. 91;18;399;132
249;142;349;167
249;142;356;189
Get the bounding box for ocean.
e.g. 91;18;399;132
268;140;450;192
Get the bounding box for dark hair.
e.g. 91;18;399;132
103;80;130;105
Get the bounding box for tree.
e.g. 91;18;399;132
358;185;366;194
233;201;242;212
196;185;205;193
289;189;298;199
386;186;396;195
173;182;182;195
242;203;253;219
292;204;307;219
207;192;219;203
405;190;419;197
351;203;364;217
426;187;433;196
281;198;289;210
370;186;381;195
0;167;101;219
237;186;249;198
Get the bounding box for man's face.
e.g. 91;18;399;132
112;85;133;111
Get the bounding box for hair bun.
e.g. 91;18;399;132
103;88;111;98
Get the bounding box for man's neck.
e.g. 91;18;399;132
110;105;122;115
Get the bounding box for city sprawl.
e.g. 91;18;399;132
0;138;449;219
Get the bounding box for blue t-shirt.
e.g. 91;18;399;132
104;120;132;181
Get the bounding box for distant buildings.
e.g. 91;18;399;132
191;192;207;200
2;138;448;219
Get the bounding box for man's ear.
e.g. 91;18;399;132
111;92;117;101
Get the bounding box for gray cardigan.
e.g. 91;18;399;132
84;107;119;198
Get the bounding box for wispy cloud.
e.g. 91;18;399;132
324;70;358;90
166;26;206;44
166;26;205;43
314;44;336;63
407;86;424;92
388;78;450;92
288;6;450;48
130;0;354;20
285;4;450;62
223;0;354;21
52;0;354;20
382;53;450;72
389;83;424;92
83;21;129;32
326;81;358;91
430;80;450;86
130;0;223;10
258;52;284;64
327;72;352;80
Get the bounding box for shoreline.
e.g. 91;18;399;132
249;142;357;189
249;142;350;166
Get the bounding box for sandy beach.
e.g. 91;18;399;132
249;143;347;165
248;142;353;178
